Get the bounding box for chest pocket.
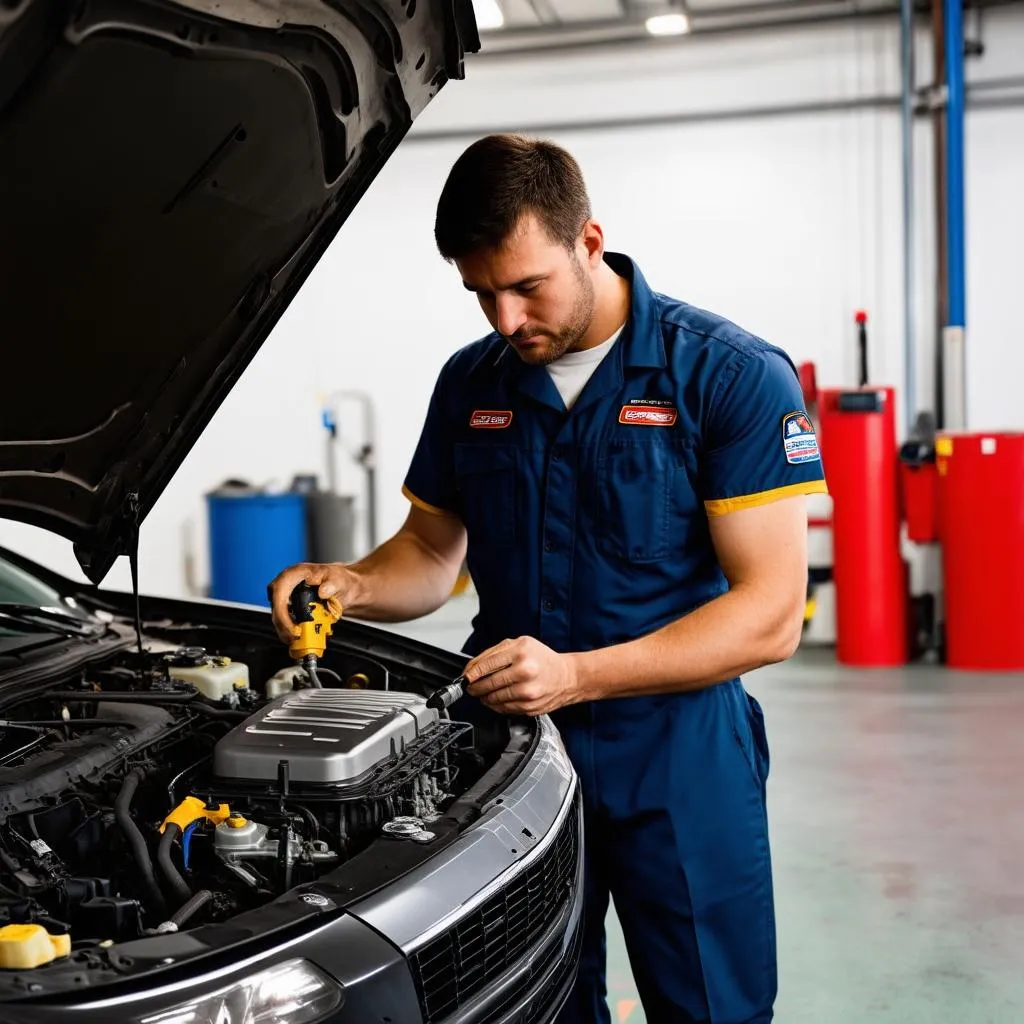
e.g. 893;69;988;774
594;438;699;563
454;443;518;548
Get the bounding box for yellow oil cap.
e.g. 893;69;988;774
0;925;71;969
227;815;248;829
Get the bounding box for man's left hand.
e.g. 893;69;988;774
463;636;583;716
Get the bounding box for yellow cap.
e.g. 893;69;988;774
161;796;231;834
0;925;71;969
227;815;248;829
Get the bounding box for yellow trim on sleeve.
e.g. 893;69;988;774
704;480;829;516
402;484;456;517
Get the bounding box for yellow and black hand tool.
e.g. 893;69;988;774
288;581;342;688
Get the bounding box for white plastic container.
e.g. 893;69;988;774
264;666;303;700
168;659;250;701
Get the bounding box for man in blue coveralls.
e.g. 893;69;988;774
270;134;828;1023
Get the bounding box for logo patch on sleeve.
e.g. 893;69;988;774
782;411;820;464
619;400;678;427
469;410;513;429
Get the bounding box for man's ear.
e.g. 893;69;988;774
578;219;604;267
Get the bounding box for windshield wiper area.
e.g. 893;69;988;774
0;604;106;639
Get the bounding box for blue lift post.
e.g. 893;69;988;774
943;0;967;428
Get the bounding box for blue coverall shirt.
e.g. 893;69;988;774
404;252;826;659
404;253;827;1023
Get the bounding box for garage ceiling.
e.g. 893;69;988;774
472;0;912;53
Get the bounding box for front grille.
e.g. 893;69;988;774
410;789;580;1022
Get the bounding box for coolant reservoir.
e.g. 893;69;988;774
166;647;250;701
264;666;303;699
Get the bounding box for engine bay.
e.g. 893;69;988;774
0;626;499;963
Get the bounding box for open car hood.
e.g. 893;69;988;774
0;0;478;583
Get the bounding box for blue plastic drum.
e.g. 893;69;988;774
207;490;307;607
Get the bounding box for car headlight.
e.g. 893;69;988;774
139;958;343;1024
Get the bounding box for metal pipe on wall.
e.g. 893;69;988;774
900;0;917;434
406;83;1020;146
942;0;967;429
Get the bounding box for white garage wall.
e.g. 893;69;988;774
1;7;1021;599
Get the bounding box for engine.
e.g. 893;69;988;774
0;641;480;950
189;688;470;894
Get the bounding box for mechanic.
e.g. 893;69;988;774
269;134;827;1024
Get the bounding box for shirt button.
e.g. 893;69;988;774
543;599;555;612
552;449;563;462
544;541;554;552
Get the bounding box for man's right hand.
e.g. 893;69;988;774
266;507;468;635
268;562;357;644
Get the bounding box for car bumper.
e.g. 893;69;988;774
2;716;583;1024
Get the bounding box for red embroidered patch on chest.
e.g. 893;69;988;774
618;405;678;427
469;410;513;429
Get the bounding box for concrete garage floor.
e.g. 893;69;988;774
384;595;1024;1023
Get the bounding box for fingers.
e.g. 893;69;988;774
461;637;570;718
466;666;519;699
268;563;329;643
463;637;519;690
479;690;548;717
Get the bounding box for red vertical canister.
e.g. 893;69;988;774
936;431;1024;670
817;386;908;666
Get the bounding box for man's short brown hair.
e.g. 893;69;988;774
434;133;592;262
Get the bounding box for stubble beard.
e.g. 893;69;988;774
508;257;595;367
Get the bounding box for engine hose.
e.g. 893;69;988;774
0;719;136;730
157;823;193;905
303;658;323;689
187;704;249;721
49;690;197;704
114;770;167;914
169;888;213;930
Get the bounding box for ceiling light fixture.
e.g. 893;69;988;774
473;0;504;30
645;12;691;36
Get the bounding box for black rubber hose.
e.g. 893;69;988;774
49;690;197;704
114;770;166;914
169;888;213;929
157;823;193;905
0;719;136;730
186;705;249;721
302;657;322;689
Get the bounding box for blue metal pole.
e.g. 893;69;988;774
900;0;916;433
943;0;966;425
944;0;965;327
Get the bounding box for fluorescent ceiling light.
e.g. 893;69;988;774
473;0;505;30
645;12;691;35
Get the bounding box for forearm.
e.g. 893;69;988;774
342;529;462;622
571;583;804;701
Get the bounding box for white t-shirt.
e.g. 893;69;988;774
546;323;625;410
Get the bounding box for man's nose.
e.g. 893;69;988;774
494;294;527;338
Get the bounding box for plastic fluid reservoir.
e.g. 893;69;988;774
166;647;249;701
265;666;304;699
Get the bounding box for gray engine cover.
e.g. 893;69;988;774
213;688;440;785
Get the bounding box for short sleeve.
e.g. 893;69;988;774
701;346;828;516
402;360;460;517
